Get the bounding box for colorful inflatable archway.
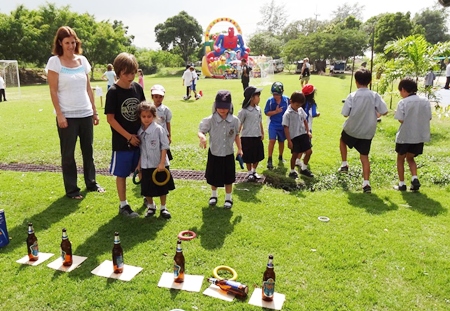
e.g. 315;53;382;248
201;17;250;78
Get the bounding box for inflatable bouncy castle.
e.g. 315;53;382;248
202;18;251;78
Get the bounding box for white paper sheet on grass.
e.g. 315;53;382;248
248;288;286;310
203;284;235;301
47;255;87;272
158;272;204;292
91;260;143;281
16;253;54;266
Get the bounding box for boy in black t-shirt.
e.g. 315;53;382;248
105;52;146;218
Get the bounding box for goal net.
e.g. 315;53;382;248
0;60;21;100
249;55;275;87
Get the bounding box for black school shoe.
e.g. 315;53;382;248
410;179;421;191
363;185;372;193
393;184;407;191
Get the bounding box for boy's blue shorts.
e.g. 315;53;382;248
268;126;286;142
110;149;140;178
191;83;196;91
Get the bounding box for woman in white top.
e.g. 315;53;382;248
45;26;104;199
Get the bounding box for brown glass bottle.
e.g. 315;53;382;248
26;222;39;261
173;239;185;283
112;232;124;274
208;277;248;299
262;254;276;301
61;228;73;266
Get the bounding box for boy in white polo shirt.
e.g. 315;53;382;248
338;69;388;193
393;78;432;191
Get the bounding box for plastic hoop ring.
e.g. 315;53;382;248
152;168;170;186
213;265;238;281
318;216;330;222
132;169;141;185
177;230;197;241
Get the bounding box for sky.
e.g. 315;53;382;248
2;0;445;49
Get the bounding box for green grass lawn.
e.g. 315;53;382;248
0;72;449;310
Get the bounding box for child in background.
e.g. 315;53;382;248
0;74;6;101
191;66;200;100
282;91;313;178
393;78;432;191
198;90;242;209
101;64;117;90
138;69;144;89
238;86;264;181
300;58;311;87
150;84;173;160
338;68;388;193
424;68;435;98
264;81;289;169
105;52;146;217
182;64;194;100
296;84;320;167
137;102;175;218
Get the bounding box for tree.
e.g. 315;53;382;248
331;2;364;23
371;12;415;53
413;8;450;44
377;35;448;95
248;32;282;58
281;18;328;42
257;0;288;35
154;11;202;64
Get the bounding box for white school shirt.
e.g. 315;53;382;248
237;105;263;137
394;94;431;144
282;105;308;139
138;122;170;169
341;88;388;139
155;104;172;135
199;112;240;157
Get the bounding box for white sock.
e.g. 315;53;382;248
160;205;166;210
363;180;370;187
147;202;155;209
225;193;232;201
342;161;348;167
120;200;128;208
212;190;218;198
290;169;296;173
412;176;418;180
247;170;252;175
301;163;308;170
399;181;405;186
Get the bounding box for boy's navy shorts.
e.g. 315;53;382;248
291;134;312;154
395;143;424;157
110;149;140;178
341;130;372;156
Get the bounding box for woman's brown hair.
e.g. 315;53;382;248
51;26;82;56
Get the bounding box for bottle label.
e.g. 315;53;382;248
115;255;124;268
263;278;275;297
173;263;181;277
61;249;66;261
226;280;241;290
30;242;39;257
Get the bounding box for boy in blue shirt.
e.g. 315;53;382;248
264;82;289;169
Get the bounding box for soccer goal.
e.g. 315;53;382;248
0;60;21;100
249;55;275;87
